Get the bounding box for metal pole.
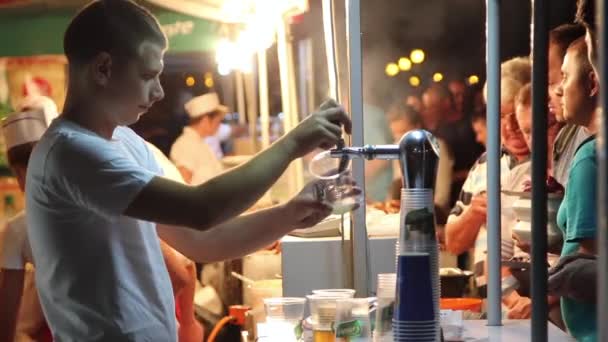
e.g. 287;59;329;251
530;0;549;340
258;51;270;149
485;0;502;326
346;0;370;296
244;72;257;150
597;0;608;340
235;71;246;126
277;18;298;197
322;0;339;100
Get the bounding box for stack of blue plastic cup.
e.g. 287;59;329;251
393;189;440;341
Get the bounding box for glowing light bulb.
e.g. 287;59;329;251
410;49;425;64
398;57;412;71
385;63;399;77
409;76;421;87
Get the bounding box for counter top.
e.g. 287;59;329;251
461;320;574;341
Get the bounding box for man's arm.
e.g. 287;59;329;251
126;103;349;231
157;186;333;263
159;240;193;296
0;269;25;342
445;196;486;255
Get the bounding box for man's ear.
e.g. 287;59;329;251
589;70;600;98
90;52;113;87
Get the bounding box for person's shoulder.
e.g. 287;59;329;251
573;137;596;163
114;125;144;142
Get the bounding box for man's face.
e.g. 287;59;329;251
471;118;487;148
449;81;466;113
422;89;445;123
548;44;565;122
515;104;532;150
556;50;595;126
201;113;225;137
500;101;529;157
389;118;418;142
516;102;560;166
105;41;165;126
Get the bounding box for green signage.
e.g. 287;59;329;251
0;7;220;57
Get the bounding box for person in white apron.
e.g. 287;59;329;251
170;93;227;185
0;96;58;342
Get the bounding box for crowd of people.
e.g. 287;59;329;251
0;0;605;341
369;1;602;340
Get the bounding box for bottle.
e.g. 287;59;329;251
4;194;16;220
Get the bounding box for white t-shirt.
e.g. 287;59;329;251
170;127;223;185
447;151;529;287
0;212;45;342
25;118;176;341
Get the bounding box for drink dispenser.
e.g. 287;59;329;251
330;129;441;341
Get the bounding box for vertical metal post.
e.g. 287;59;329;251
244;72;257;149
346;0;370;296
597;0;608;340
277;18;298;197
258;50;270;149
235;71;246;126
485;0;502;326
322;0;339;100
530;0;549;340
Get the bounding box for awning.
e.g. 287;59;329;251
0;7;221;57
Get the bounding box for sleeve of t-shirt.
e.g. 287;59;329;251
46;134;158;220
0;220;26;269
447;161;479;222
564;154;597;242
170;138;198;172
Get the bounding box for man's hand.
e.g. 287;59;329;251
282;99;352;158
284;181;333;229
285;178;361;229
548;253;597;303
464;193;487;225
507;295;532;319
513;233;531;254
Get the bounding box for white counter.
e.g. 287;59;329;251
462;320;574;341
255;320;574;341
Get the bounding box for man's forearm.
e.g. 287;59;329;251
445;214;483;255
157;205;292;263
128;138;297;231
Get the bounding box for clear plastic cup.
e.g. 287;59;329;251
263;297;306;341
312;289;356;297
264;297;306;324
375;273;397;340
334;298;372;341
309;151;362;215
307;294;351;332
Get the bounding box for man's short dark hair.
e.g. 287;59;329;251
568;37;594;76
64;0;168;65
550;24;586;58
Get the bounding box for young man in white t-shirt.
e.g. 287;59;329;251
25;1;352;340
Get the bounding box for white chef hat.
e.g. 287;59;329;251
2;99;56;150
16;95;58;127
184;92;228;119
